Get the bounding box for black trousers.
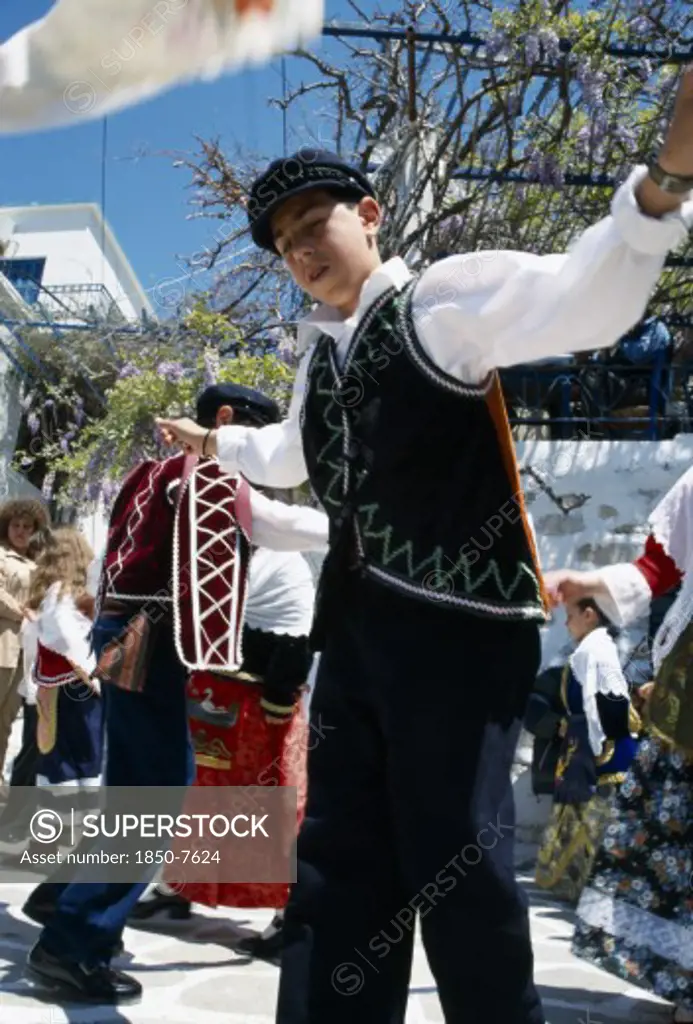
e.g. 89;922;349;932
277;575;544;1024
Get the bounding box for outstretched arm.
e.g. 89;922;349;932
249;488;329;553
412;68;693;382
545;535;682;628
157;356;310;489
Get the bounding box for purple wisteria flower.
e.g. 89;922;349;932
485;29;511;61
524;33;541;65
21;391;34;410
636;58;653;83
539;28;561;64
629;15;650;35
27;412;40;435
158;360;185;383
119;362;140;379
59;438;69;453
576;63;607;112
42;472;55;500
101;480;118;506
203;348;220;388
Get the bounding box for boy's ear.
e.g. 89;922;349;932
358;196;382;237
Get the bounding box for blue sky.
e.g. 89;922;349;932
0;0;362;310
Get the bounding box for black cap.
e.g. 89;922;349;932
195;383;280;428
248;149;376;254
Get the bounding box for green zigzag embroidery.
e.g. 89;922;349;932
306;300;403;515
357;502;540;600
309;345;348;512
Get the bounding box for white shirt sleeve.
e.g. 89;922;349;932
216;355;310;488
596;563;653;628
249;488;329;553
18;617;38;705
86;552;104;598
38;585;96;676
412;166;693;383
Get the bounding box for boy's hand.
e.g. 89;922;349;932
156;418;216;456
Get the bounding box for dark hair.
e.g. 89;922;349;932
577;597;619;637
0;498;51;557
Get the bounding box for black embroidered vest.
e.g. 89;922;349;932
300;280;545;622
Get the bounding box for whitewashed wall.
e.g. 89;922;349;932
512;435;693;861
518;436;693;669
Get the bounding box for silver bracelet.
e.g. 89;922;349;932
647;160;693;195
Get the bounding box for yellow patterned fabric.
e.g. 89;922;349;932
36;686;58;756
646;621;693;754
535;787;616;904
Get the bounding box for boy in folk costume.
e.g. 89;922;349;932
158;71;693;1024
130;384;317;960
26;385;328;1005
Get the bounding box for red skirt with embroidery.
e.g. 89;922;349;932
164;669;307;909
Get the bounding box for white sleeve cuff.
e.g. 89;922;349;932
216;425;250;475
596;563;652;627
612;165;693;256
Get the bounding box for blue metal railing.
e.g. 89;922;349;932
501;359;693;440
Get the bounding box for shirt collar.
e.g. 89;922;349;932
297;257;412;352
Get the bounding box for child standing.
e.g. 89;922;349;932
535;598;640;903
24;529;102;788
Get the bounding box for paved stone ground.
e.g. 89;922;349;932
0;716;674;1024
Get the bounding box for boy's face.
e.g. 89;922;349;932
271;189;382;315
565;601;596;642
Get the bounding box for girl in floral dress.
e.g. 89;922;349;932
547;463;693;1024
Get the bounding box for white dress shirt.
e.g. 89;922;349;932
216;165;693;488
244;548;316;637
86;483;329;597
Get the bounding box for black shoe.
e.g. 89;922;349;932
237;926;284;961
129;886;191;923
26;943;141;1004
22;897;126;956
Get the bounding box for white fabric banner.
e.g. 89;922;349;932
0;0;323;133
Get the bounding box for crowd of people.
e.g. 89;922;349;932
0;63;690;1024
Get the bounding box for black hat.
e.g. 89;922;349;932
248;149;376;254
195;383;280;428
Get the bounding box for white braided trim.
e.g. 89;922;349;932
105;458;170;592
34;670;79;688
577;886;693;971
36;775;102;788
326;344;351;499
342;284;400;371
172;463;248;672
398;284;493;397
364;563;545;619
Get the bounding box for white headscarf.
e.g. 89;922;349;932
569;626;629;757
646;464;693;672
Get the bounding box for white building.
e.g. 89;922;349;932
0;203;152;323
0;203;153;522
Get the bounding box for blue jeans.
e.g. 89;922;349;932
36;615;194;966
